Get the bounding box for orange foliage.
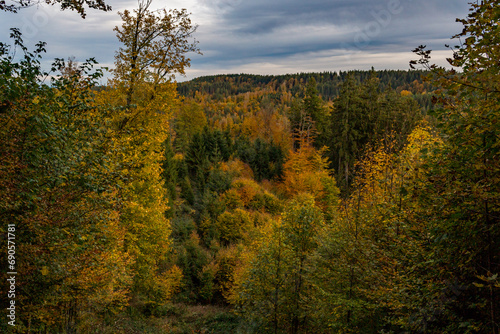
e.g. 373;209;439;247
400;90;413;97
231;178;261;207
220;158;254;179
280;143;339;210
240;110;292;151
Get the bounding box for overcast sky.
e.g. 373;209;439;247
0;0;470;82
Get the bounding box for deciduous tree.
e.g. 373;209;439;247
409;1;500;331
113;0;201;106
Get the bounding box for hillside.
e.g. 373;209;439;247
1;1;499;333
177;70;434;111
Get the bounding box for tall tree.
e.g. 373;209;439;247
289;77;329;149
0;33;130;332
303;77;329;147
311;125;440;333
329;73;421;193
96;0;200;309
232;194;324;333
113;0;201;106
409;1;500;332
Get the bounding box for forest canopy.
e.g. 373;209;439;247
0;1;498;333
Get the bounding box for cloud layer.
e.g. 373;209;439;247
0;0;470;81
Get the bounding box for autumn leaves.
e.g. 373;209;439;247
0;1;198;331
1;0;499;333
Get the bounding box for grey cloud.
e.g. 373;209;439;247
192;0;469;71
209;0;467;35
0;0;471;82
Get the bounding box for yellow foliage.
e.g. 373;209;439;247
220;188;244;210
231;178;261;207
175;99;207;142
329;123;442;319
174;152;184;161
215;209;253;245
349;123;441;212
154;265;183;301
220;158;254;179
280;144;339;211
224;177;283;215
215;245;243;301
95;80;178;303
226;218;279;306
400;89;413;97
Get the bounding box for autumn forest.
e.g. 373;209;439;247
0;0;499;333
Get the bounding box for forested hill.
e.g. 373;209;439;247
177;70;432;101
2;0;499;332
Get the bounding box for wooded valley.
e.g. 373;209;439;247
0;0;499;333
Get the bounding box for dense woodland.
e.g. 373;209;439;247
0;0;499;333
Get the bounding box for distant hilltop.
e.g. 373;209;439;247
178;69;433;111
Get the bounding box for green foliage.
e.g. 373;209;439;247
179;175;195;206
235;137;286;181
176;232;210;303
329;72;422;193
174;99;208;151
171;215;197;243
162;138;178;217
0;32;131;332
5;1;499;332
407;2;500;331
235;224;290;333
289;77;330;148
178;71;432;104
249;191;282;214
233;194;324;334
206;167;233;194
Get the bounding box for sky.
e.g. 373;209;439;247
0;0;471;82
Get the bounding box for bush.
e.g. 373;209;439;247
215;209;253;245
